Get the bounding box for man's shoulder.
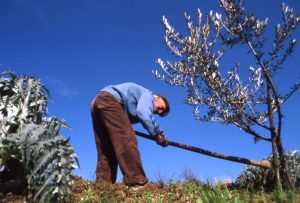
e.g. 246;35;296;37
103;83;153;96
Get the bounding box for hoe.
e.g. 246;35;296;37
135;131;271;169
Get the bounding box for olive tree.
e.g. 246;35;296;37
154;0;299;190
0;72;79;202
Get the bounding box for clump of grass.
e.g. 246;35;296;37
77;182;97;203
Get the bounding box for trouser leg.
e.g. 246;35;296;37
91;98;118;183
93;92;148;185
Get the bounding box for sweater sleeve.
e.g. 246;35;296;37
136;92;162;136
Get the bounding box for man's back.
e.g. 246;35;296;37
102;83;161;136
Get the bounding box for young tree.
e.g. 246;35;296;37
0;72;79;202
154;0;299;190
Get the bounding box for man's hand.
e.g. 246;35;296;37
155;133;168;147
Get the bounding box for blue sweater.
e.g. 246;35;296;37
102;83;162;136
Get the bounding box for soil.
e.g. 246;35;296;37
0;176;166;202
72;176;166;201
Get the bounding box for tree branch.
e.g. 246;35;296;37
247;41;283;138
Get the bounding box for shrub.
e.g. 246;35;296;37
0;71;79;202
235;150;300;191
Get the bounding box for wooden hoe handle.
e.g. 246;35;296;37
135;131;271;169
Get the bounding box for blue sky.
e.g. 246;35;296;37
0;0;299;183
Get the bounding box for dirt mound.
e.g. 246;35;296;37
2;176;299;202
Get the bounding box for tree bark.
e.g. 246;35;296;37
271;137;282;190
276;136;295;190
266;76;282;191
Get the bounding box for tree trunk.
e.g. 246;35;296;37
276;136;295;190
266;75;282;191
271;138;282;191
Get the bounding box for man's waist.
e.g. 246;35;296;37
100;90;123;103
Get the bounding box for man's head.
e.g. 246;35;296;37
153;95;170;117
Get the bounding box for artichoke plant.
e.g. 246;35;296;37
235;150;300;191
0;71;79;202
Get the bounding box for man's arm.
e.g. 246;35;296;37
136;92;161;136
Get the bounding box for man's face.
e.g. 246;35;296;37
153;96;167;116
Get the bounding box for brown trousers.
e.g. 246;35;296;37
91;91;148;185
